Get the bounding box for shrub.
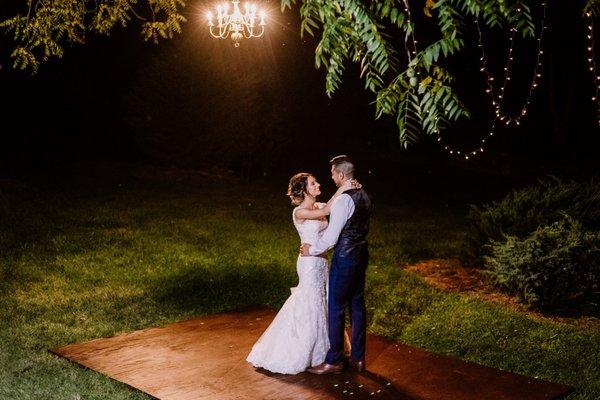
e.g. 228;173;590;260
465;179;600;263
484;215;600;310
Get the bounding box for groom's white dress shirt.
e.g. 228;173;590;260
309;193;355;256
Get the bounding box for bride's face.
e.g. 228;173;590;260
306;175;321;199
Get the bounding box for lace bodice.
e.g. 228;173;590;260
292;206;328;245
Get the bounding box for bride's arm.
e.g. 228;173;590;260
295;180;358;220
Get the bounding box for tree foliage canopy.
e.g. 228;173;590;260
1;0;598;146
0;0;186;73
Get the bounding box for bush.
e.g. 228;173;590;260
484;215;600;310
465;179;600;263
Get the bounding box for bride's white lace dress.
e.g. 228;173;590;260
246;206;330;374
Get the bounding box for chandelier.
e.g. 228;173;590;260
206;0;266;47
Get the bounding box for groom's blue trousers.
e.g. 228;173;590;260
325;248;368;365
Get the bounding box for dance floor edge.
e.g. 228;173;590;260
50;308;573;400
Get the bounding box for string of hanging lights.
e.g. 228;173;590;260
402;0;418;62
400;0;486;160
477;2;548;127
585;11;600;126
478;27;517;125
437;2;549;160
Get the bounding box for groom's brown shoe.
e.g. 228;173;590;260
307;362;344;375
349;359;366;373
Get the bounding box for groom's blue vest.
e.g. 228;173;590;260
326;187;372;364
333;188;372;259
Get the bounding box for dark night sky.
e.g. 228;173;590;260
0;0;598;178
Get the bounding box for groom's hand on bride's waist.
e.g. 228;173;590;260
300;243;311;256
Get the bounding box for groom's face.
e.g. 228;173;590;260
331;165;343;187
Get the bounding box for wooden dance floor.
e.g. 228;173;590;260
51;308;573;400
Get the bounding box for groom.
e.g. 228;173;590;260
300;155;372;374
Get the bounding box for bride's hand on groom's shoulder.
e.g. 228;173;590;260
342;179;361;191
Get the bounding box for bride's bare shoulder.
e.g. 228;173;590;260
295;206;317;221
293;206;305;220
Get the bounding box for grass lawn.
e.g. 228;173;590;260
1;179;599;399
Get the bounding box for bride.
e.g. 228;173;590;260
246;172;356;374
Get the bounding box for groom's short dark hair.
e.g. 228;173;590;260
330;154;354;178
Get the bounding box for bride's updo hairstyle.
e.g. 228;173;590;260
287;173;312;205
